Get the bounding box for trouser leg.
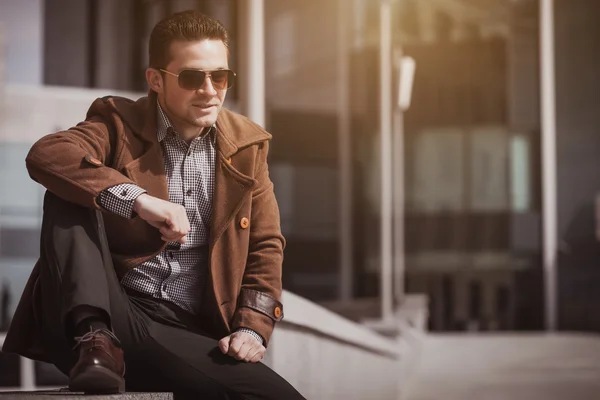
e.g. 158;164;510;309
37;191;148;373
124;302;306;400
37;191;304;399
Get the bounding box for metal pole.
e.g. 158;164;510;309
338;0;353;302
540;0;557;331
0;23;5;118
238;0;265;126
393;51;415;309
393;87;406;308
380;0;394;321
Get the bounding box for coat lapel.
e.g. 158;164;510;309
122;98;169;201
209;147;256;249
208;127;257;315
208;108;273;239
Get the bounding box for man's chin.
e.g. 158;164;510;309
190;111;219;128
190;116;218;128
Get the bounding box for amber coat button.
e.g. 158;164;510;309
274;307;282;319
240;217;249;229
84;154;103;167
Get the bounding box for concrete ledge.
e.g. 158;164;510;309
318;293;429;331
0;390;172;399
280;291;400;358
264;292;412;399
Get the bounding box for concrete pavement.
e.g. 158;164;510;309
405;333;600;400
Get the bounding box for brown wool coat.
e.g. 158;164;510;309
2;92;285;362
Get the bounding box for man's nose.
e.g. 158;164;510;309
197;76;217;96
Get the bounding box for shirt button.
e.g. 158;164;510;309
186;189;193;196
121;189;128;196
168;252;174;259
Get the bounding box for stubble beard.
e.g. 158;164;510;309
164;97;209;131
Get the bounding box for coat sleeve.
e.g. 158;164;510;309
25;113;135;209
230;141;286;346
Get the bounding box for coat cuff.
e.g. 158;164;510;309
237;288;284;322
231;289;284;346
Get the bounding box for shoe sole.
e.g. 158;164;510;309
69;365;125;394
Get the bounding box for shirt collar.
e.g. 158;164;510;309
156;102;216;144
156;102;171;143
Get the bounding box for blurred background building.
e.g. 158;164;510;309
1;0;600;397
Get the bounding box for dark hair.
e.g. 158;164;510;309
149;10;229;69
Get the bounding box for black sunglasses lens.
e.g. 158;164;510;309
226;70;235;88
210;70;233;89
178;70;206;90
177;70;235;90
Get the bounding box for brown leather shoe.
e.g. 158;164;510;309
69;329;125;394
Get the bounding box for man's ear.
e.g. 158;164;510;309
145;68;164;94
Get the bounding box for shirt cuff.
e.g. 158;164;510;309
98;184;147;219
236;328;264;345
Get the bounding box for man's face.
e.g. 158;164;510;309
155;39;229;130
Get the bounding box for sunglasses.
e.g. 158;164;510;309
160;68;236;90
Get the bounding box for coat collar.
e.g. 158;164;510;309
213;107;271;158
93;91;271;158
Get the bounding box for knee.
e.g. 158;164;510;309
42;191;101;230
43;191;91;218
40;191;105;254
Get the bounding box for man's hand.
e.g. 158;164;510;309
133;194;190;244
218;331;266;363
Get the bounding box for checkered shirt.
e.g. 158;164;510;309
98;103;262;344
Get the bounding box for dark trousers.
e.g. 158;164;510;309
38;192;305;400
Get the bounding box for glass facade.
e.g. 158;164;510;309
262;0;546;332
396;0;544;331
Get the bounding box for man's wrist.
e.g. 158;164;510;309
132;193;148;215
236;328;264;345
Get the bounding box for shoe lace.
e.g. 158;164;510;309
73;328;121;350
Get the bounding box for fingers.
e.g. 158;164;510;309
135;196;190;243
159;225;188;244
170;207;190;233
240;342;264;363
222;333;265;362
227;335;247;360
219;336;230;354
160;205;190;243
248;348;265;363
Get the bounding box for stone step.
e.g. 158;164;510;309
0;390;172;400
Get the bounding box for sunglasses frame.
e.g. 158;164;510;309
159;68;236;90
